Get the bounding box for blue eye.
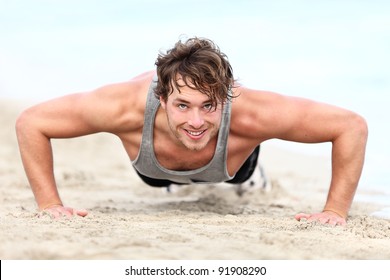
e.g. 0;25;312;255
178;104;187;109
204;104;213;110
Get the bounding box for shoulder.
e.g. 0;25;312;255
16;71;156;140
77;70;156;133
90;70;155;104
229;85;278;136
231;85;285;106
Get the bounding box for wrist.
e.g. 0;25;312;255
323;208;347;219
40;202;63;210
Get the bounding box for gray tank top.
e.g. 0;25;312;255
132;75;233;184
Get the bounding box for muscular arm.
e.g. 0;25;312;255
15;79;146;216
234;88;368;224
287;97;367;224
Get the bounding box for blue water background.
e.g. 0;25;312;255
1;1;389;213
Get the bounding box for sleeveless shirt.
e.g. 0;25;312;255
132;75;234;184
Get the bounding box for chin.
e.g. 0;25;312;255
182;140;208;151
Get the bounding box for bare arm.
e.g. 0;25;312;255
235;88;368;224
15;80;144;216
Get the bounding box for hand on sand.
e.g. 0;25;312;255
295;211;346;226
39;205;88;219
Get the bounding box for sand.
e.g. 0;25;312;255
1;98;390;260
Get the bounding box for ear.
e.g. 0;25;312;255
159;96;166;109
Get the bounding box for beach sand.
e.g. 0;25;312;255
1;99;390;260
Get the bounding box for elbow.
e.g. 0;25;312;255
15;109;34;140
15;111;26;136
352;113;368;143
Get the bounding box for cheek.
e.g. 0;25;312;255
206;111;222;124
166;108;184;124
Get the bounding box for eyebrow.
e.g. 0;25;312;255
173;97;213;105
173;98;190;104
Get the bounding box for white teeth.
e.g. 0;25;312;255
187;130;203;136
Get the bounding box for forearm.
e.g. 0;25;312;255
324;117;368;218
16;120;62;210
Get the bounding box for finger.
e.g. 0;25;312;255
317;216;331;224
62;207;87;218
322;212;347;226
62;209;73;218
45;209;61;219
333;217;347;226
65;207;88;217
295;213;311;221
327;214;345;226
339;219;347;226
313;213;346;226
75;209;88;217
327;217;338;226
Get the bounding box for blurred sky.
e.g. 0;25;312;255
1;0;389;189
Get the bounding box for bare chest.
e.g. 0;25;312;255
153;140;216;171
154;136;259;176
119;118;260;176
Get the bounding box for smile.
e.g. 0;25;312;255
184;129;206;138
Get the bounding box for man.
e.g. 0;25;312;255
15;37;368;225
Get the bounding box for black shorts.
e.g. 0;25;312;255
135;146;260;187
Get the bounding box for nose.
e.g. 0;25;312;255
187;109;205;128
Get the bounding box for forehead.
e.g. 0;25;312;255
169;74;223;108
170;85;211;103
170;76;208;99
173;74;210;94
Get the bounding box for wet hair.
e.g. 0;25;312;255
154;37;236;107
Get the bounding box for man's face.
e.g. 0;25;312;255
160;81;223;151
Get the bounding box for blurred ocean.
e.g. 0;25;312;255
1;0;389;216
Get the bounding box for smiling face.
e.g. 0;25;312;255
160;82;223;151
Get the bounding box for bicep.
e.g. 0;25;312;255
20;93;100;138
265;95;354;143
20;85;131;139
236;88;352;144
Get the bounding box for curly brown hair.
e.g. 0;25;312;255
154;37;236;108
